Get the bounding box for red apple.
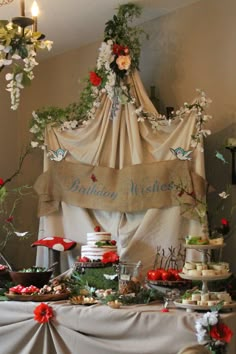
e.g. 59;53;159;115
161;270;172;281
147;269;162;281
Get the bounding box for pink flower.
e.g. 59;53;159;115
34;303;53;323
0;178;4;186
89;71;102;86
116;55;131;70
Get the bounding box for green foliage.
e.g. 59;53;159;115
104;3;146;70
69;267;118;292
102;287;163;305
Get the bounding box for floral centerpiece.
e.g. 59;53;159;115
0;20;53;110
195;303;233;354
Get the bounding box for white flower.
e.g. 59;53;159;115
29;125;40;134
31;141;39;148
5;73;14;81
202;311;218;326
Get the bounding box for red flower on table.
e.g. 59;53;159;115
89;71;102;86
101;251;119;264
210;322;233;343
34;303;53;323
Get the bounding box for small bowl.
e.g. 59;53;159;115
9;270;52;288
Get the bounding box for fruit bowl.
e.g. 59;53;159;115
9;269;52;288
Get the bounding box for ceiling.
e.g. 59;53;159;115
0;0;201;59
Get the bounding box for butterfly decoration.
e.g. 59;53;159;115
47;148;67;162
170;147;192;161
14;231;29;237
215;151;229;164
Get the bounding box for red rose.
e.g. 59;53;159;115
0;178;4;186
210;322;233;343
101;251;119;264
112;43;128;55
34;303;53;323
89;71;102;86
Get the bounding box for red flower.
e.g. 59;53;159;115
210;322;233;343
6;216;13;223
221;218;229;226
0;178;4;186
89;71;102;86
34;303;53;323
112;43;129;55
101;251;119;264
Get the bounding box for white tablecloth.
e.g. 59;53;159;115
0;301;235;354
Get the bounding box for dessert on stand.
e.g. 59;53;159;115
174;235;236;312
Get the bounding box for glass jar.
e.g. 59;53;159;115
118;261;142;295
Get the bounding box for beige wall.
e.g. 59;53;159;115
1;0;235;269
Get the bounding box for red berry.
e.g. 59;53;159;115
94;226;101;232
110;240;116;245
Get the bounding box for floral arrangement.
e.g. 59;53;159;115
0;20;53;110
195;303;233;354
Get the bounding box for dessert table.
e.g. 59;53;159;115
0;301;235;354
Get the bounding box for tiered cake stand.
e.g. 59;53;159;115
174;243;236;311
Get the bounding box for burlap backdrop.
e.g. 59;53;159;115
35;70;205;274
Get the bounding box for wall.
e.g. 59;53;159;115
139;0;236;272
0;0;235;270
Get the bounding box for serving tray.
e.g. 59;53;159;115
179;272;232;281
5;292;70;302
174;299;236;312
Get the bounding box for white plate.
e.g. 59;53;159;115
174;299;236;311
179;273;231;281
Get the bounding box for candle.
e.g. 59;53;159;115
31;1;39;32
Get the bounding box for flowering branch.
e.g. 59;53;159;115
0;20;53;110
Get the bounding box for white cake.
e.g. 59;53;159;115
81;232;117;261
